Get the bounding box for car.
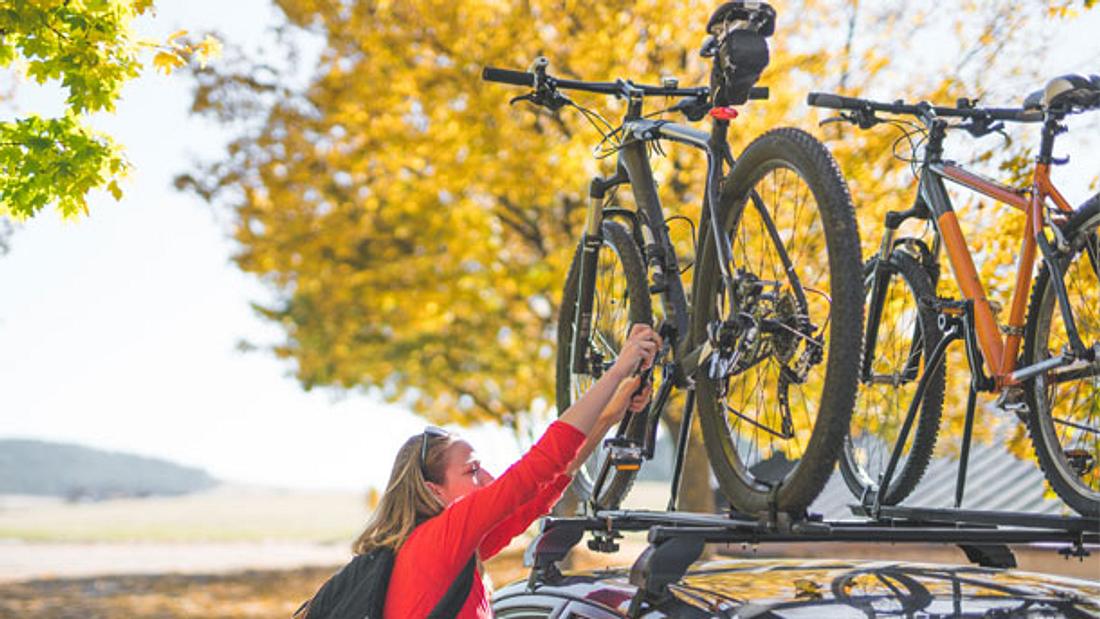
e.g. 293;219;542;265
492;557;1100;618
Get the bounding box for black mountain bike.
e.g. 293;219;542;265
483;2;862;515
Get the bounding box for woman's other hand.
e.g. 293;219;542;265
599;375;639;427
628;380;652;413
598;370;654;428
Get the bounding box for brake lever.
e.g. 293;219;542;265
509;92;536;106
509;89;572;112
961;118;1005;138
819;110;878;130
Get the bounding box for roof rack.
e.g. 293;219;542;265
523;507;1098;618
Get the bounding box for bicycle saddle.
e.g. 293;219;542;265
706;1;776;37
1022;73;1100;111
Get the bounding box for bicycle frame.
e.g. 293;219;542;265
873;116;1086;392
570;99;733;383
859;113;1100;511
570;92;759;510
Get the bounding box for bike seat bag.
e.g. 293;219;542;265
1022;73;1100;112
706;1;775;106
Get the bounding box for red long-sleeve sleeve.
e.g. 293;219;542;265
384;420;585;619
478;472;573;560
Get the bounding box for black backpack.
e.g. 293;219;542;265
293;547;476;619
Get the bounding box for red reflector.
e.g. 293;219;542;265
709;106;739;120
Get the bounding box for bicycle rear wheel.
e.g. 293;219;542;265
1023;195;1100;516
840;251;944;505
692;127;862;515
556;220;652;511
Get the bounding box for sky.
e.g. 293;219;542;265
1;2;1099;493
0;0;523;492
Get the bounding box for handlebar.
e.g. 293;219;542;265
807;92;1043;124
482;65;768;101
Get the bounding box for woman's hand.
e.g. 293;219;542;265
557;324;661;437
610;324;662;381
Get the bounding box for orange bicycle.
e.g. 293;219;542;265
808;74;1100;516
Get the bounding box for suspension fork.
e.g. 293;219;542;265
571;167;630;374
861;202;932;382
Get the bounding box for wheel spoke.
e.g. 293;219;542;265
717;164;834;477
1052;415;1100;435
1031;211;1100;506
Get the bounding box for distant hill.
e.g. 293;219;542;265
0;439;218;500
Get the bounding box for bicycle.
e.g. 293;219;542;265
482;1;863;516
808;73;1100;516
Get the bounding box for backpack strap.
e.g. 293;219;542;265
425;555;477;619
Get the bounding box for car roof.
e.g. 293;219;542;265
493;557;1100;617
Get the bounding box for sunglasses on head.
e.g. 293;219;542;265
419;426;448;478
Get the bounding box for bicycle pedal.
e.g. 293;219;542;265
995;387;1029;422
1065;449;1095;477
604;438;644;471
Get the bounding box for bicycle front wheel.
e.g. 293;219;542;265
692;127;863;515
840;251;944;505
1023;194;1100;516
556;220;652;511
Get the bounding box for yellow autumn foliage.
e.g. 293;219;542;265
178;1;1093;472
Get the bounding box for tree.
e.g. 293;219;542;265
179;0;1094;511
0;0;219;222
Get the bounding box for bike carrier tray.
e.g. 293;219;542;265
523;508;1099;617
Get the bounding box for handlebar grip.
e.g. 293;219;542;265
807;92;863;110
482;66;535;87
1001;108;1044;123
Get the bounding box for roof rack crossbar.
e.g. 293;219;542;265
853;504;1099;533
525;507;1099;597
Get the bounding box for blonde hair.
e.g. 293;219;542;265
352;431;453;555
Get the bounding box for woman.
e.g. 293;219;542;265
361;324;660;618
